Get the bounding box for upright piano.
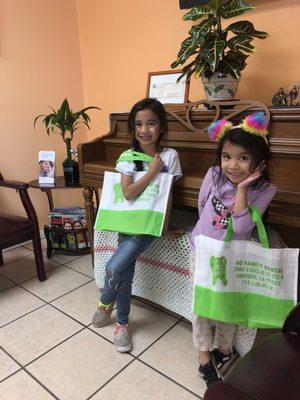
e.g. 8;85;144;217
78;100;300;250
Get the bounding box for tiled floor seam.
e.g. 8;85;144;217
0;343;60;400
132;295;186;320
1;251;203;400
22;327;87;369
47;254;83;267
0;278;94;329
138;359;202;399
0;365;60;400
11;270;93;304
0;345;23;383
85;358;136;400
0;256;62;285
23;368;61;400
62;262;96;279
0;252;40;266
135;318;183;358
44;277;94;303
0;303;47;329
49;302;90;327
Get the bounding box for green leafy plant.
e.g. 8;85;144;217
34;98;100;162
171;0;268;81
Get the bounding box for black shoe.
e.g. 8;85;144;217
198;361;222;387
211;348;232;370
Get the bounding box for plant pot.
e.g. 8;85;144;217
201;73;240;101
63;160;79;185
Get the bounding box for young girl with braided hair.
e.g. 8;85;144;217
190;113;277;387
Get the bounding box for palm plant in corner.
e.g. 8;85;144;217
171;0;268;100
34;98;100;185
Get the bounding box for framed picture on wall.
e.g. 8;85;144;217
146;70;190;104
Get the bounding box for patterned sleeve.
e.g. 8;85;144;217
232;182;277;234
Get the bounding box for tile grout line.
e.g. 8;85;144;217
131;295;187;321
23;327;87;369
0;257;62;286
138;359;203;399
84;319;202;399
0;278;94;330
0;345;60;400
60;261;95;279
22;369;61;400
0;304;47;330
1;248;94;286
0;304;201;400
1;253;201;399
135;318;183;358
0;345;23;383
85;358;137;400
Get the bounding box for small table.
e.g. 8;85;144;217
28;176;90;258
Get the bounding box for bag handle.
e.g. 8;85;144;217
224;205;269;248
116;150;154;164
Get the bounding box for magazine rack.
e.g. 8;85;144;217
28;176;91;258
44;225;90;258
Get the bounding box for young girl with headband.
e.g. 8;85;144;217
190;112;277;387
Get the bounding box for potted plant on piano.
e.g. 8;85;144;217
34;98;100;185
171;0;268;100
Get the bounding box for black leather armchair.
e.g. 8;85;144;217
204;302;300;400
0;173;46;281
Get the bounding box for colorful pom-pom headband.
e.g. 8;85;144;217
207;112;268;143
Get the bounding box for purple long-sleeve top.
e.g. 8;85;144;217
190;167;277;250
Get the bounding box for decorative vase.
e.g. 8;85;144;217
201;73;240;101
63;138;79;185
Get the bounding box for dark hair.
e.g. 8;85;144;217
39;160;54;168
213;127;271;189
127;98;168;171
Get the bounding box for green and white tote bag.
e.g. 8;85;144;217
94;151;173;237
193;206;299;329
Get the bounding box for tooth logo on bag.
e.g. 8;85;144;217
210;256;228;286
113;183;125;203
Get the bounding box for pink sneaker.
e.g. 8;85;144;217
113;323;132;353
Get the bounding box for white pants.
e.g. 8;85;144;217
190;251;236;351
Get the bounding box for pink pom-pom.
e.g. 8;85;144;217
207;119;233;141
240;112;268;136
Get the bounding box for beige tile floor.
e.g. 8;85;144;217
0;241;207;400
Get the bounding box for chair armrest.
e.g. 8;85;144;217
282;301;300;334
0;178;40;230
0;179;29;190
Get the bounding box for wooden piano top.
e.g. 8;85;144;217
78;100;300;246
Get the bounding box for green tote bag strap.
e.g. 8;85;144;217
116;150;154;164
224;205;269;248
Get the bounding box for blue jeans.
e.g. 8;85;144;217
100;233;155;325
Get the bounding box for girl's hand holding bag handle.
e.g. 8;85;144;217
193;205;299;329
94;150;174;237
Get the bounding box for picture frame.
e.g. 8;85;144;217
146;70;190;104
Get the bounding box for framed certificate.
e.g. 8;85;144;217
146;70;190;104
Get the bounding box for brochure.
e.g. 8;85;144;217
39;151;55;185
